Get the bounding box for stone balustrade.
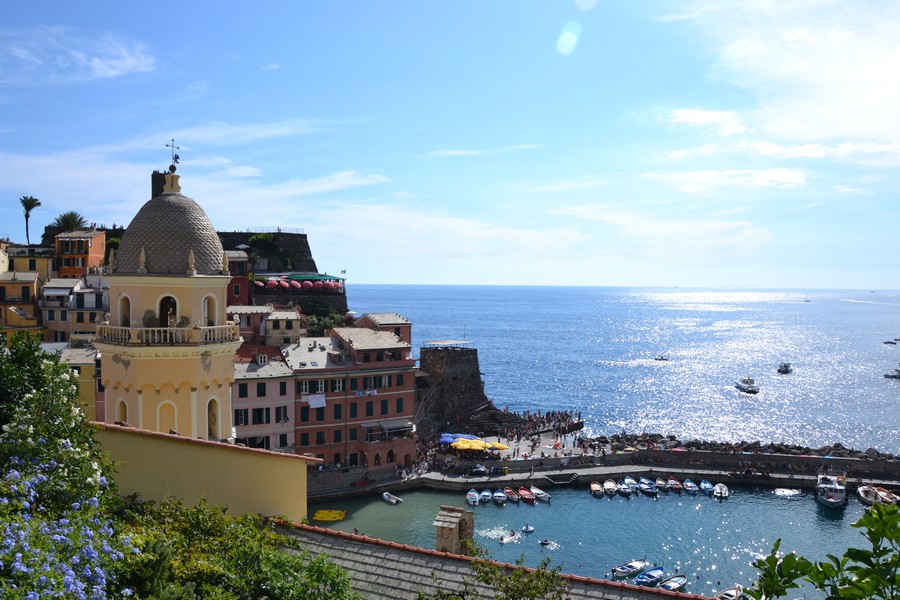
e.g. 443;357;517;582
95;323;240;345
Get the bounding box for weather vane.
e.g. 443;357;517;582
166;138;181;166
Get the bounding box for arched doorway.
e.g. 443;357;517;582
159;402;176;434
203;295;216;327
374;453;382;466
118;295;131;328
207;399;219;440
116;400;128;424
387;449;396;464
159;296;177;327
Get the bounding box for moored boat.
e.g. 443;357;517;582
603;479;617;496
623;476;638;493
590;481;604;497
611;558;650;579
857;484;879;506
656;477;669;493
503;487;520;503
638;477;659;497
735;377;760;394
466;489;479;505
815;470;848;509
530;485;551;502
480;489;493;504
875;487;899;505
493;489;507;505
667;477;683;494
713;584;744;600
382;491;403;505
713;483;729;499
616;480;632;496
634;565;665;586
683;479;699;495
658;574;688;592
700;479;714;496
518;486;535;504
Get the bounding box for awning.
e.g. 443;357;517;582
357;418;413;431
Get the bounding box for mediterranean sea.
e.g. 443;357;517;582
321;285;900;597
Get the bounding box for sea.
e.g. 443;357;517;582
314;285;900;597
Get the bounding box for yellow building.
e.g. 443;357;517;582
94;168;242;439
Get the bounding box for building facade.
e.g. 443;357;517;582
54;229;106;279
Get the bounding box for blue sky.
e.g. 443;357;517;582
1;1;898;289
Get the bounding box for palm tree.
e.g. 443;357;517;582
42;211;89;244
19;196;41;245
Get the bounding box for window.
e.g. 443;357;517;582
334;430;342;443
377;352;384;361
317;379;325;393
275;405;289;423
331;379;343;392
315;407;325;422
48;310;55;321
286;321;293;330
61;310;67;322
272;320;281;330
333;404;342;420
315;431;325;445
234;409;249;426
279;433;288;447
89;312;96;323
363;353;370;363
28;259;36;270
256;382;266;397
238;383;248;398
380;399;389;415
76;312;84;323
350;378;358;391
300;433;309;446
279;381;287;396
283;337;290;345
350;402;357;419
233;284;240;297
349;428;357;441
396;397;404;413
297;380;309;395
397;374;404;386
300;406;309;423
251;407;270;425
365;401;373;417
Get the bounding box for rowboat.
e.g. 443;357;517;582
590;481;604;497
466;489;480;506
700;480;714;496
875;487;899;505
530;485;551;502
616;480;632;496
382;491;403;505
667;477;682;494
480;489;493;504
493;489;508;505
603;479;617;496
623;476;639;493
503;487;520;503
500;530;519;544
634;565;665;586
611;558;650;579
518;487;535;504
658;574;688;592
713;483;729;500
521;524;534;533
683;479;699;495
638;477;659;497
713;584;744;600
656;478;669;493
857;484;879;506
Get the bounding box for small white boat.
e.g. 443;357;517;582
603;479;618;496
713;584;744;600
735;377;759;394
634;565;665;586
611;558;650;579
480;489;493;504
638;477;658;497
815;471;848;509
875;487;899;505
521;524;535;533
530;485;551;502
382;491;403;505
777;362;793;374
590;481;604;497
667;477;682;494
466;489;479;506
616;480;632;496
500;530;519;544
493;489;508;505
658;574;688;592
623;476;638;493
713;483;730;500
857;484;879;506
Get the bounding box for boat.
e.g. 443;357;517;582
623;476;639;493
616;480;632;496
500;530;519;544
656;477;669;493
590;481;604;497
466;489;480;506
777;362;793;374
713;584;744;600
503;487;520;503
654;355;669;361
518;487;535;504
875;487;899;505
667;477;683;494
815;470;848;508
638;477;659;497
735;377;760;394
683;479;699;495
611;558;650;579
312;509;346;522
539;539;551;546
634;565;665;586
884;368;900;379
658;574;688;592
700;479;714;496
884;340;897;345
382;491;403;505
857;484;879;506
493;489;508;505
530;485;551;502
480;489;493;504
713;483;730;499
603;479;618;496
521;524;535;533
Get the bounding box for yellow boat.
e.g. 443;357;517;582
312;509;346;522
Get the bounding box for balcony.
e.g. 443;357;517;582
95;323;240;346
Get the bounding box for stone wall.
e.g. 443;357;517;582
218;231;319;273
418;347;491;436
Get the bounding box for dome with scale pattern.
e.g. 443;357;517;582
115;178;224;276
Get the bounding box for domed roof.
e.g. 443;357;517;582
115;178;225;276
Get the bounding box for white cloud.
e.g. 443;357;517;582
0;26;155;84
671;109;747;136
515;177;606;194
643;168;807;193
262;63;281;71
424;144;541;158
424;149;482;158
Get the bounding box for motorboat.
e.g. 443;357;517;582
655;477;669;493
875;487;899;505
466;489;480;506
493;489;508;505
654;355;669;361
530;485;551;502
611;558;650;579
683;479;699;495
638;477;659;497
884;340;897;345
603;479;618;496
815;471;848;509
634;565;665;586
616;480;632;496
503;487;520;503
658;574;688;592
884;368;900;379
700;479;715;496
590;481;604;497
480;489;493;504
713;584;744;600
518;487;535;504
667;477;682;494
539;539;552;546
857;484;879;506
713;483;730;500
382;491;403;505
735;377;760;394
521;524;535;533
777;362;793;374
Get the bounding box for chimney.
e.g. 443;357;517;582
151;170;166;198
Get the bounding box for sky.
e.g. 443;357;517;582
1;1;899;289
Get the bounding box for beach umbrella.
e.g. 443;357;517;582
266;280;278;289
302;280;314;288
254;280;264;287
313;281;324;288
290;280;302;288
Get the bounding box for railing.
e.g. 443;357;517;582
95;323;240;346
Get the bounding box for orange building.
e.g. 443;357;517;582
55;229;106;279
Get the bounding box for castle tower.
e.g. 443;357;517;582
94;167;242;439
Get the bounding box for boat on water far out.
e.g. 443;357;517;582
735;377;760;394
777;362;793;374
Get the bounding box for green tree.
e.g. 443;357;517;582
747;503;900;599
42;210;89;244
18;195;41;245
